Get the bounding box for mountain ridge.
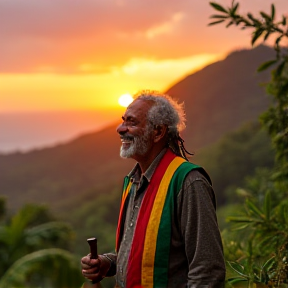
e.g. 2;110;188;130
166;44;274;149
0;45;275;212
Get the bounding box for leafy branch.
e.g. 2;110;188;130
208;2;288;286
209;1;288;178
226;192;288;287
209;1;288;48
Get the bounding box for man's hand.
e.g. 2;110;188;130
81;254;111;283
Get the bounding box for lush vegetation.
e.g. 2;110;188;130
196;121;274;205
209;1;288;287
2;3;288;287
0;197;83;288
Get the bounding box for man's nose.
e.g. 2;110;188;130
116;123;129;135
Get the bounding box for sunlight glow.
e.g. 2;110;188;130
1;53;223;112
118;94;134;107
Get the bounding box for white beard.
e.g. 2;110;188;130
120;129;151;159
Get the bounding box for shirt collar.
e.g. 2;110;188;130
128;148;167;183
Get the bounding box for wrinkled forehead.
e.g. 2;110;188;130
124;99;155;119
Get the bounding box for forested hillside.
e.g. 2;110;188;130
166;44;274;150
0;45;276;257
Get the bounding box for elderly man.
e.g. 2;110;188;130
81;91;226;288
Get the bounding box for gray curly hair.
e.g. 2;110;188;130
133;90;192;160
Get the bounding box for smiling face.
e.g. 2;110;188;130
117;99;154;161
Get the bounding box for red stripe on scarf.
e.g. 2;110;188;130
126;149;176;288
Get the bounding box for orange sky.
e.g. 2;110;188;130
1;0;287;112
1;54;221;111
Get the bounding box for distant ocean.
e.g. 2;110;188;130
0;110;122;154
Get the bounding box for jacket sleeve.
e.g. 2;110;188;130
102;253;117;277
177;169;226;288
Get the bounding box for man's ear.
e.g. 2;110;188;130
154;125;168;143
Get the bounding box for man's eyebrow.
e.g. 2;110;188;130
122;115;135;121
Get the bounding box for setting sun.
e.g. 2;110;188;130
118;93;134;107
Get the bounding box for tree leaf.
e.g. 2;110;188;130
279;202;288;222
264;31;271;41
247;13;261;25
209;2;228;13
227;216;254;223
279;81;288;98
274;61;285;78
247;13;254;21
257;235;277;250
227;278;248;285
230;223;250;231
257;59;277;72
282;16;287;25
226;20;234;28
235;18;242;26
246;199;264;219
208;19;225;26
231;2;239;15
262;255;275;270
251;33;260;45
264;191;271;220
271;4;275;21
210;14;228;19
276;35;283;45
260;11;271;22
236;188;252;198
251;29;264;45
227;261;249;278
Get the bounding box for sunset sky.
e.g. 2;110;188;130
1;0;287;151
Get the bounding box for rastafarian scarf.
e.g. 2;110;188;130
116;149;201;288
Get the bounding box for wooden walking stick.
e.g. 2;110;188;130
87;237;98;260
85;237;103;288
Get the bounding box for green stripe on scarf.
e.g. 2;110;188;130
154;161;200;287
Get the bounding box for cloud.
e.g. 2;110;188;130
118;54;222;80
145;12;184;39
0;0;287;74
0;0;193;73
0;0;188;39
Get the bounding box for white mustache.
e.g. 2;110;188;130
120;135;134;142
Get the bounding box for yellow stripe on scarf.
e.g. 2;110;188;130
116;180;132;251
141;157;185;287
122;181;132;201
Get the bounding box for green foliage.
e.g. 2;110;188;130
209;2;288;49
0;196;6;222
0;199;83;287
0;248;82;288
225;192;288;287
197;122;274;205
209;1;288;287
66;186;121;257
261;67;288;180
60;188;122;288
